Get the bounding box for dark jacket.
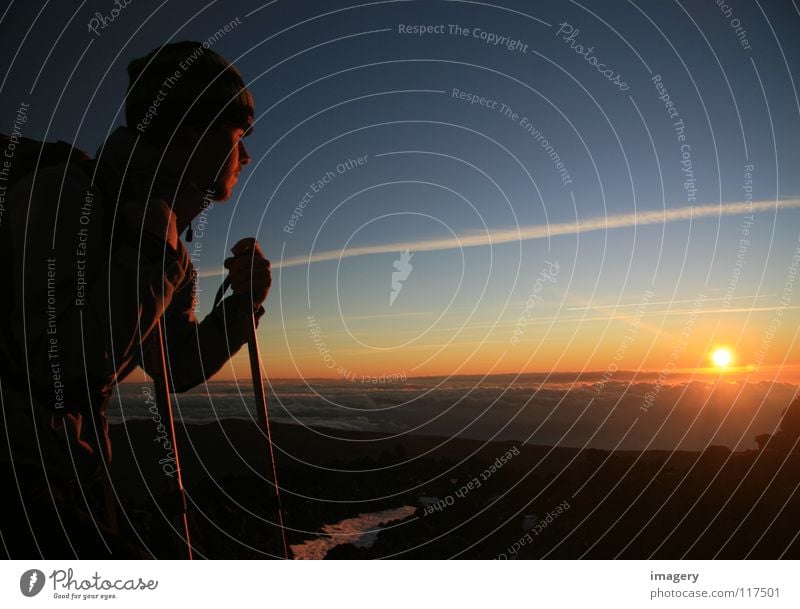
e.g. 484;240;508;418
0;126;263;479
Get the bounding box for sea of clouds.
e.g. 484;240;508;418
108;373;798;451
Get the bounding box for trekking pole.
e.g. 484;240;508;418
214;275;289;559
145;318;193;559
100;453;120;537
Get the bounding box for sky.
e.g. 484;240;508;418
2;0;799;383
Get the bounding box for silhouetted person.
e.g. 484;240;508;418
754;396;800;453
0;42;270;558
779;396;800;445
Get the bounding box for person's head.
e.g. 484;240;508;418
124;41;254;201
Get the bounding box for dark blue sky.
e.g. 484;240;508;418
2;0;798;378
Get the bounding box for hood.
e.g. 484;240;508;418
94;125;205;206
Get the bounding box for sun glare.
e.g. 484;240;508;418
711;348;733;369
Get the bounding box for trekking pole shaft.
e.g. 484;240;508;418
146;319;193;560
243;302;289;559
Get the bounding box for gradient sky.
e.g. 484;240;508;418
2;0;798;382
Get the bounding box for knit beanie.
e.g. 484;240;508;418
125;41;254;143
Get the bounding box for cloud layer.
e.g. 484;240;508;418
111;376;798;451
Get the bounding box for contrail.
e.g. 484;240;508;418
198;198;800;277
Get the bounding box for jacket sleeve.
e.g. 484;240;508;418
9;166;187;412
139;264;266;393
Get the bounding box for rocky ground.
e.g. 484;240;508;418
109;420;800;559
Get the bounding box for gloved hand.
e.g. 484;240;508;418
223;238;271;309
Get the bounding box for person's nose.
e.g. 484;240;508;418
238;140;251;166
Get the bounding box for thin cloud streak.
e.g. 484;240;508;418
567;293;775;311
198;198;800;278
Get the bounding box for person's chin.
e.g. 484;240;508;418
211;183;234;201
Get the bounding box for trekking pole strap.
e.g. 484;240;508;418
213;275;232;308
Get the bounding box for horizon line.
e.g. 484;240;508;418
121;364;800;384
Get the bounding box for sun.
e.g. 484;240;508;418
711;347;733;369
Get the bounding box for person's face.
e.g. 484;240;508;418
187;122;252;201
